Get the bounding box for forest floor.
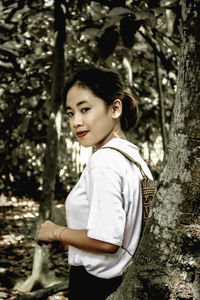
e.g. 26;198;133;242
0;196;69;300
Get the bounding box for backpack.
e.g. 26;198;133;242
103;147;156;230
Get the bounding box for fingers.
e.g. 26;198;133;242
36;220;61;247
49;241;68;255
48;241;60;250
36;238;68;255
36;240;49;246
48;241;61;254
36;220;51;245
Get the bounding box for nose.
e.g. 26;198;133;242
72;112;83;128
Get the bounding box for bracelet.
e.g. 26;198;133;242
58;227;67;242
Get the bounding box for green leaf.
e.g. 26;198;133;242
120;15;142;48
109;7;132;16
97;25;119;59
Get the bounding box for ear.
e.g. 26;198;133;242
111;99;122;119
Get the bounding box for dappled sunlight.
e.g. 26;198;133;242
0;196;69;299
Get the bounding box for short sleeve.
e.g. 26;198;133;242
86;163;126;246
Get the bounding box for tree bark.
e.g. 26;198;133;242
15;1;66;292
108;1;200;299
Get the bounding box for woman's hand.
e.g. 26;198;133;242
36;221;118;254
48;241;68;255
36;220;64;245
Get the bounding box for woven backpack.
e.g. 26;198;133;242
103;147;156;229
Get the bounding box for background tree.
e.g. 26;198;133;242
0;0;180;201
0;0;79;200
108;0;200;299
0;0;54;198
14;0;67;292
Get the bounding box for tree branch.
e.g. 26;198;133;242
138;29;173;72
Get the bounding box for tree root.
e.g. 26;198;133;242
14;280;69;300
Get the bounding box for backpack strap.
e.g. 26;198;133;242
102;146;147;179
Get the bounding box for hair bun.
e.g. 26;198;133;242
121;91;138;131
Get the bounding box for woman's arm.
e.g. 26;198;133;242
36;220;119;254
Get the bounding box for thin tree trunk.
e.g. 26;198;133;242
108;1;200;299
154;52;167;151
15;1;66;292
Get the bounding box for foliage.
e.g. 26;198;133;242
0;0;180;199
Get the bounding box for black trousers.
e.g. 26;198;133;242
68;266;122;300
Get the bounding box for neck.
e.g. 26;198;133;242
95;125;127;150
109;121;127;141
112;130;127;140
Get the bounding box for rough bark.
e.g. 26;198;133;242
15;1;66;292
108;1;200;299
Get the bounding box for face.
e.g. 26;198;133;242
66;84;119;148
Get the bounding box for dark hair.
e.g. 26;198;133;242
64;67;138;131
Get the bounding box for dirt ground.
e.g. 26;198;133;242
0;196;69;300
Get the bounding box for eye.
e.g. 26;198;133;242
81;107;90;113
66;111;73;118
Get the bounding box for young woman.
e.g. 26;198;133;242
36;67;153;300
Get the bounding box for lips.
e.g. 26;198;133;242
76;131;89;138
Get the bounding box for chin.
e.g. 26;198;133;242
79;141;94;148
79;137;104;148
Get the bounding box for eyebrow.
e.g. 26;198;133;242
66;100;89;110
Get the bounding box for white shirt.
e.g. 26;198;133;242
65;138;152;279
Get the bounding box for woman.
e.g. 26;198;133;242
36;67;153;299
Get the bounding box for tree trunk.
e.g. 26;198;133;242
15;1;66;292
154;52;167;151
108;1;200;299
